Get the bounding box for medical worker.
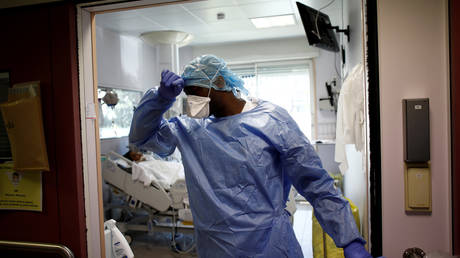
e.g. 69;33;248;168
129;55;371;258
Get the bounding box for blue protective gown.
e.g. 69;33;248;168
129;90;364;257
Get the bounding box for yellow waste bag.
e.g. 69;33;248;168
312;197;360;258
0;82;49;171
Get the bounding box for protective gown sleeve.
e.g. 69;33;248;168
276;111;365;248
129;89;177;157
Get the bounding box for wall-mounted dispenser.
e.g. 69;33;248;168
403;98;431;214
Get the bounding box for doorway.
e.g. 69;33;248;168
77;0;378;257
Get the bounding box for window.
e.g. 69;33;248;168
231;60;314;139
98;87;143;139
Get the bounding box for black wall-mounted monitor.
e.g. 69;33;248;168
296;2;340;52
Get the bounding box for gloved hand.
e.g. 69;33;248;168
158;70;184;100
344;241;372;258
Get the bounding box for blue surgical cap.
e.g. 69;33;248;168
181;54;248;96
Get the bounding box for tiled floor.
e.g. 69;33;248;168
128;202;313;258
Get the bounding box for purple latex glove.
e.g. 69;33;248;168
344;241;373;258
158;70;184;100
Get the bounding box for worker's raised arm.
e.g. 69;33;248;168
129;70;184;157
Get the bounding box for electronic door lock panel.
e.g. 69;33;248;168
403;99;431;214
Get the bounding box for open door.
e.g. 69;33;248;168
0;3;86;257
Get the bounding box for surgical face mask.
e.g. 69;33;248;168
185;88;211;118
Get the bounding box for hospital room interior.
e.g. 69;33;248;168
96;0;368;257
0;0;457;257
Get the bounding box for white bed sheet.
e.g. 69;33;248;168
132;158;185;190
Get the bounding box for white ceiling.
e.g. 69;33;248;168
95;0;343;46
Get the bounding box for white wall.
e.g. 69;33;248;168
96;26;159;91
340;0;367;238
343;144;366;231
378;0;451;256
314;49;341;140
342;0;363;76
179;45;194;71
96;26;180;153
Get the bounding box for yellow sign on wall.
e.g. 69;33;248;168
0;164;42;211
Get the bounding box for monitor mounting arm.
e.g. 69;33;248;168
330;25;350;42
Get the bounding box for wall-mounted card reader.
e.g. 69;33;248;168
403;99;430;163
403;98;431;214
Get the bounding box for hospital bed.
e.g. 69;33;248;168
101;151;195;253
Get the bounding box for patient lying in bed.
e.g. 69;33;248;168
118;149;185;191
132;157;184;190
123;150;145;162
